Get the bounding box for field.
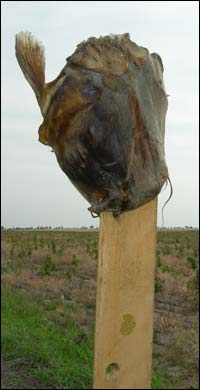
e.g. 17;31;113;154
1;229;199;389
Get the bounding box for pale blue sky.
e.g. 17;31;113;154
2;1;199;228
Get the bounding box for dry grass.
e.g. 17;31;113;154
1;229;199;389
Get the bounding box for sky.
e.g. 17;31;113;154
1;1;199;228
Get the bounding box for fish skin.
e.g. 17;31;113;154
15;32;169;216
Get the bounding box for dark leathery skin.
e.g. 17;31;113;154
15;33;168;216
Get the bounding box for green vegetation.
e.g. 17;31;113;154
162;246;171;256
39;255;57;276
86;240;98;259
151;370;168;389
2;287;180;390
1;229;199;389
187;268;199;291
160;262;179;277
151;370;186;389
66;255;80;280
155;275;162;292
187;257;198;270
2;288;94;389
156;255;162;268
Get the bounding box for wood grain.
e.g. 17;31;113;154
93;198;157;389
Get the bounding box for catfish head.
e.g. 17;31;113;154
15;32;169;217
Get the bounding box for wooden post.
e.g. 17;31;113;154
93;198;157;389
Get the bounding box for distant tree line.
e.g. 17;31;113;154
157;226;197;230
1;226;99;230
2;225;197;231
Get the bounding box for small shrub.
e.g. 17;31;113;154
39;255;57;276
155;276;162;293
162;246;171;256
187;268;199;291
10;245;15;258
86;241;98;259
160;262;178;277
39;238;45;249
193;249;199;258
156;255;162;268
57;246;64;256
18;249;25;258
195;269;199;290
86;243;90;254
177;245;184;259
66;255;80;280
161;263;171;273
51;241;56;254
27;248;32;257
72;255;80;267
187;257;198;269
